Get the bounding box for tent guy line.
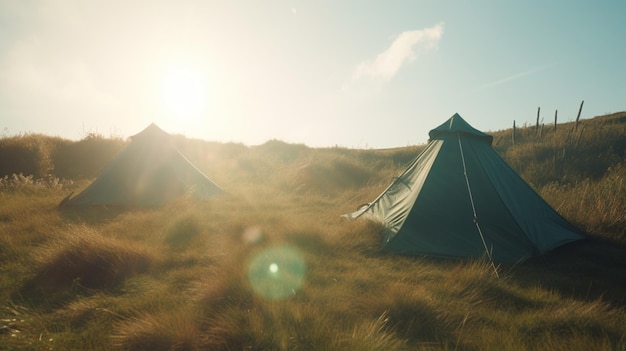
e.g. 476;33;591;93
457;133;499;277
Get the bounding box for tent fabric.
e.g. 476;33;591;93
428;114;493;144
343;113;585;263
62;123;223;206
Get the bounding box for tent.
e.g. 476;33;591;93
343;113;585;263
61;123;223;207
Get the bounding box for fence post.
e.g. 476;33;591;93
554;110;558;132
575;100;584;130
512;120;516;146
536;107;541;136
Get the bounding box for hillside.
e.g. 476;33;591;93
1;112;625;350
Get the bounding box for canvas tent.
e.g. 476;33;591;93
61;123;223;207
343;113;585;263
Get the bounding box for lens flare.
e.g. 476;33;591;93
269;263;279;273
247;245;306;300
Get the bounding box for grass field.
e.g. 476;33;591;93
1;112;625;350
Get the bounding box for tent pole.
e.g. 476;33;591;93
457;133;500;278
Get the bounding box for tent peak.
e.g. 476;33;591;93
130;123;171;143
429;113;493;144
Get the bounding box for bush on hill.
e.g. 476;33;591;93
52;133;126;179
0;133;126;180
0;134;61;177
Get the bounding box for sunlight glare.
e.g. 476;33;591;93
158;66;208;122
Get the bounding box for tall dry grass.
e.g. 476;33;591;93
1;112;625;350
492;112;626;240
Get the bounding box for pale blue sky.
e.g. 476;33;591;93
1;1;624;148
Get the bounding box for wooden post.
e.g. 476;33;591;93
512;120;516;146
536;107;541;136
554;110;558;132
575;100;584;130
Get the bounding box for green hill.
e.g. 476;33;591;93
1;112;625;350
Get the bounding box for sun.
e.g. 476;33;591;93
158;66;208;122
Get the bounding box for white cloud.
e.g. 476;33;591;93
353;22;444;82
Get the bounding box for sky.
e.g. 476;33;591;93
1;1;625;148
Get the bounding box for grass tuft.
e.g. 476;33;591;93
111;309;201;351
23;226;155;295
164;214;202;249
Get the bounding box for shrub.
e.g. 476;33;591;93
52;133;126;179
0;134;61;177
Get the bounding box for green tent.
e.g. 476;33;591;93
343;113;585;263
61;123;223;207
